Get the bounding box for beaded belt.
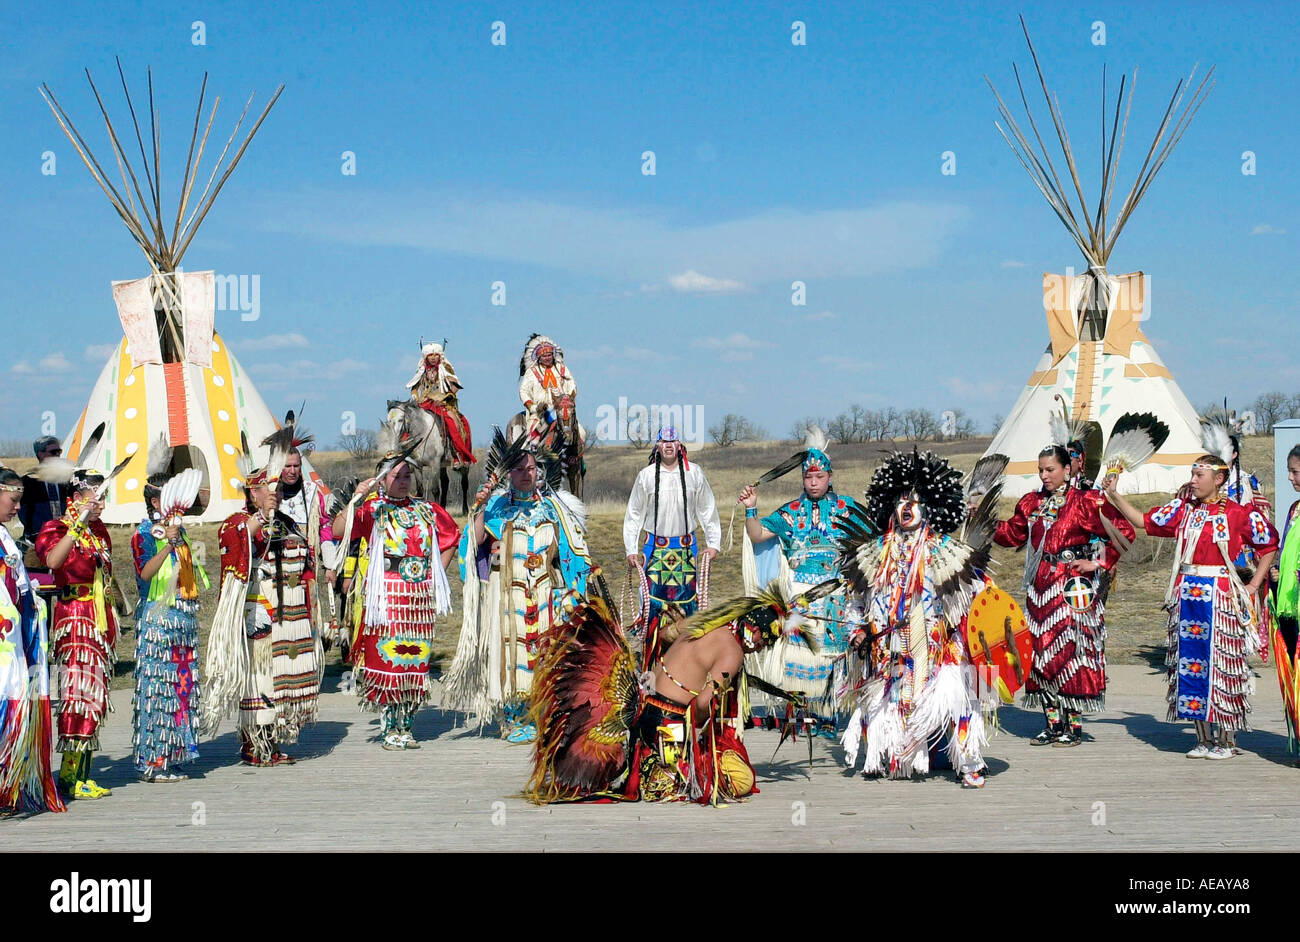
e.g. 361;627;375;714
1042;544;1091;563
1180;564;1229;577
60;583;95;601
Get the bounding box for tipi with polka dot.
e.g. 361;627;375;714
43;65;323;523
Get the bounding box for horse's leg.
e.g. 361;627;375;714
439;465;450;509
458;466;469;515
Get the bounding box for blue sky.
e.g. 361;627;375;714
1;0;1295;449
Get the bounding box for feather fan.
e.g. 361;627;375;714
1103;411;1171;476
159;468;203;521
964;453;1008;500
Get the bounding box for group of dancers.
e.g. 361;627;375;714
1;331;1298;813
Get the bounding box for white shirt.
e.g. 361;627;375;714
622;460;722;555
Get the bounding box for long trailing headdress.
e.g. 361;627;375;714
519;332;564;376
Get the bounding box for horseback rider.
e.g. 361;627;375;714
407;341;475;467
517;334;577;446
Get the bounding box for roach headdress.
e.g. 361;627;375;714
865;449;965;535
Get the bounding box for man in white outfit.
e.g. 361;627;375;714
623;427;721;666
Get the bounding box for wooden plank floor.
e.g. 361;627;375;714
6;664;1299;851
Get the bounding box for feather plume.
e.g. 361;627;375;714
804;424;829;454
72;422;106;467
146;433;174;477
30;457;76;485
1103;411;1171;475
261;409;314;486
471;424;531;513
1199;416;1234;465
1049;397;1103;480
752;450;807;488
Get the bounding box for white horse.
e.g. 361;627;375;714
378;400;470;513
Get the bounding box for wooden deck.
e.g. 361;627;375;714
6;664;1299;851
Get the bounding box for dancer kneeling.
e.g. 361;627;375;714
525;582;823;805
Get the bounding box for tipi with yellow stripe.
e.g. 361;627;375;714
42;65;321;522
983;21;1212;498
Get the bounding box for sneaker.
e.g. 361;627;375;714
270;751;296;766
69;780;109;800
156;770;188;782
1204;746;1235;760
83;779;112;796
380;733;405;751
961;770;986;788
240;751;271;767
1052;730;1081;748
1186;743;1211;759
1030;728;1061;745
398;732;420;750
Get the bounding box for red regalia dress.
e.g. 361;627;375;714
348;493;460;710
994;485;1134;712
1143;496;1279;729
35;517;117;752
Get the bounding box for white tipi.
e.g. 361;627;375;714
43;64;323;523
983;21;1214;498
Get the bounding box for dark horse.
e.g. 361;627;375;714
507;394;586;498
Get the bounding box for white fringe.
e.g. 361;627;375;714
442;526;493;727
200;570;251;738
364;517;387;629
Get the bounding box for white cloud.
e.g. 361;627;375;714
942;376;1008;401
693;333;773;363
259;190;972;285
1251;224;1286;236
1001;259;1027;268
805;310;837;322
84;344;116;362
245;332;310;350
11;361;34;375
666;270;748;294
568;345;662;367
40;354;73;372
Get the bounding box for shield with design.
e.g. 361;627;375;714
1063;576;1096;613
965;585;1033;701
